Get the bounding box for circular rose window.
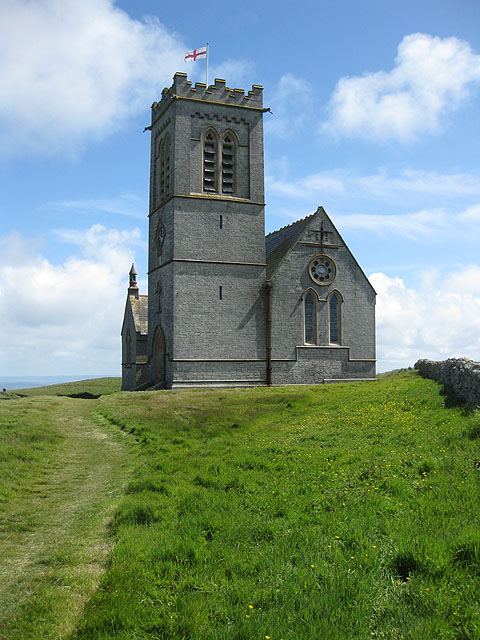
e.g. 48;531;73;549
308;255;336;285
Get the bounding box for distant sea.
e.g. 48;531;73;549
0;375;118;391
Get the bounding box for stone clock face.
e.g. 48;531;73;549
309;255;336;285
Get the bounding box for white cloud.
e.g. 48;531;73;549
267;168;480;204
264;73;313;138
47;193;147;220
371;267;480;371
355;169;480;199
323;33;480;142
210;59;254;87
335;209;451;241
0;225;143;375
266;167;480;241
0;0;187;156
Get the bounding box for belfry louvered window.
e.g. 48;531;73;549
203;131;217;192
203;129;237;195
221;134;235;194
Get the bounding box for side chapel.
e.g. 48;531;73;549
121;73;376;389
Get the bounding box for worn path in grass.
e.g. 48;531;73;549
0;397;135;640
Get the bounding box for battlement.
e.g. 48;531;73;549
152;72;264;117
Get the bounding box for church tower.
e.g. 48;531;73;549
147;73;267;387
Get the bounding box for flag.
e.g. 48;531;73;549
185;46;207;63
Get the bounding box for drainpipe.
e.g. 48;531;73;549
265;281;272;386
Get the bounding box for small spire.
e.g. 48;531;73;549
128;263;139;299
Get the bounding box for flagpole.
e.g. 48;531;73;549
206;43;209;86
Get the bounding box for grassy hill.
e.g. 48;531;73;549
1;371;479;639
2;376;121;398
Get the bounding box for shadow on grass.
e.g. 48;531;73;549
390;552;424;581
60;392;101;400
439;384;475;416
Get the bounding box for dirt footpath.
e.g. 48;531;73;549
0;398;134;640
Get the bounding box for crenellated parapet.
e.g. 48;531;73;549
152;72;264;118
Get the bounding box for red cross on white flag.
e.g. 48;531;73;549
185;46;207;62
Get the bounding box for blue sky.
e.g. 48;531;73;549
1;0;480;376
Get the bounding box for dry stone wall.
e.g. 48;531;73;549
414;358;480;408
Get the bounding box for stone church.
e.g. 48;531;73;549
121;72;376;390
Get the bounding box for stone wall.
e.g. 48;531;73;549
414;358;480;407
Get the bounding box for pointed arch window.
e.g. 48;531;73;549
202;128;237;195
304;291;317;344
152;134;160;209
125;328;132;366
329;293;341;344
221;132;235;194
160;134;170;201
203;130;218;192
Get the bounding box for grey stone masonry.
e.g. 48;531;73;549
145;72;267;388
415;358;480;407
121;72;376;390
152;73;264;115
267;208;376;385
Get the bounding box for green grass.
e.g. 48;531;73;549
0;394;134;640
1;371;480;639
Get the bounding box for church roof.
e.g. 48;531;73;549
265;214;314;280
129;294;148;335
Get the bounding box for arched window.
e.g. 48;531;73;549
125;328;132;366
329;293;341;344
202;128;237;195
221;132;235;194
152;134;160;209
203;130;218;192
152;326;166;385
304;292;316;344
160;134;170;201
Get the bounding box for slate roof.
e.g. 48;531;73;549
265;214;314;280
130;294;148;334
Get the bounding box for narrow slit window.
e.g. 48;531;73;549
219;215;223;229
159;135;170;202
160;138;165;199
203;131;217;193
163;135;170;197
330;294;339;344
152;136;159;209
304;293;314;344
219;285;223;300
125;328;131;365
